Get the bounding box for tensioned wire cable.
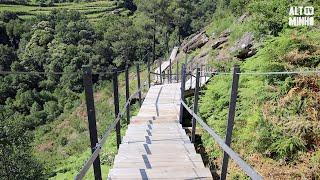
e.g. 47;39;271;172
0;70;81;75
0;70;114;75
199;70;320;76
1;68;319;76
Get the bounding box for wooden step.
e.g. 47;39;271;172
113;153;205;168
131;116;178;121
127;127;183;132
130;119;180;125
114;153;203;162
126;127;186;133
128;123;182;131
125;130;188;137
117;144;196;155
122;135;191;144
128;123;182;129
123;133;189;141
113;155;204;169
108;167;212;179
107;83;212;179
112;161;204;169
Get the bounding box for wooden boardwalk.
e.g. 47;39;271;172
108;83;212;179
154;47;179;82
185;75;210;90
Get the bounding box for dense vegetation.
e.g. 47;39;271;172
192;0;320;178
1;0;319;179
0;0;218;178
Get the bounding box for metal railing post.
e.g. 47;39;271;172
159;58;162;84
153;30;156;64
112;68;121;149
176;61;179;83
125;64;130;125
179;64;186;125
191;67;200;143
147;56;151;88
169;58;172;83
190;71;193;88
82;65;102;180
221;65;240;180
185;51;188;65
136;63;142;107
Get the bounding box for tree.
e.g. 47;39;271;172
0;44;16;71
0;115;44;179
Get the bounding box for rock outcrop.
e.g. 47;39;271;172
212;29;231;49
230;32;256;59
182;31;209;53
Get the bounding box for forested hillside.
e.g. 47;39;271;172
0;0;319;179
0;0;217;179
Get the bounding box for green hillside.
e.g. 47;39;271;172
174;1;319;178
0;0;319;179
0;0;130;22
0;0;216;179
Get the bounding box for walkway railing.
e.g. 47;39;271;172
76;53;319;180
75;56;151;180
178;64;319;179
179;65;263;180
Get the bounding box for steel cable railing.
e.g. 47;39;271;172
180;100;263;180
75;79;148;180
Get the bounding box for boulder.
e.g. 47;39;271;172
230;32;256;59
212;36;228;49
212;29;231;49
182;31;209;53
181;33;198;48
220;29;231;37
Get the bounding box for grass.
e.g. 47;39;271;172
0;0;120;22
205;8;257;46
198;28;320;178
193;2;320;177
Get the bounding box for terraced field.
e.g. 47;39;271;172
0;1;128;22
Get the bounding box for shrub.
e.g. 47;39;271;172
43;101;62;121
248;0;289;36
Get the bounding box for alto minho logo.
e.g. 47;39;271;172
289;6;314;26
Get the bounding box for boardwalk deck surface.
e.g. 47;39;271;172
185;75;211;90
154;47;179;82
108;83;212;179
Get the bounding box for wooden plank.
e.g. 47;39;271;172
108;167;212;179
131;116;178;120
114;153;203;162
128;123;182;129
122;136;191;144
130;120;180;125
107;83;212;179
112;161;204;169
185;76;210;90
118;144;196;154
125;131;188;137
